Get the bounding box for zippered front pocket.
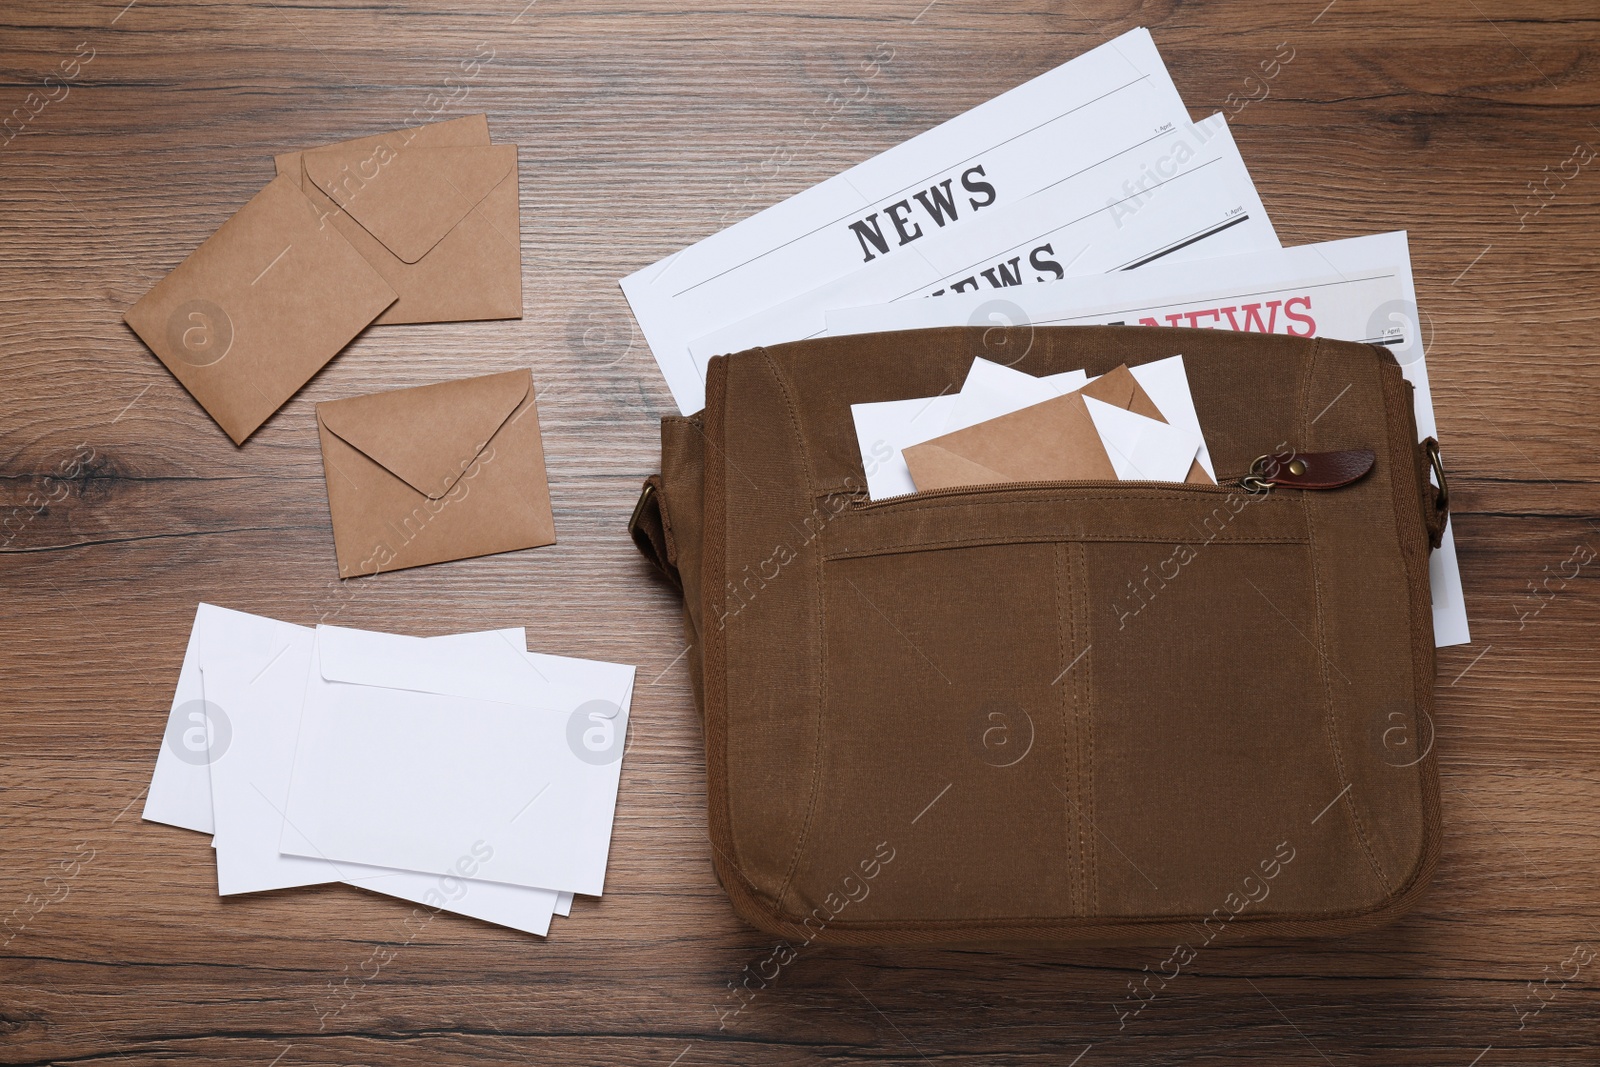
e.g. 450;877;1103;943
776;469;1395;929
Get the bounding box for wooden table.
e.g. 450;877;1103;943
3;0;1597;1063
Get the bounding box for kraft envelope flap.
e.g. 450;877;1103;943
900;443;1020;490
302;144;515;264
275;113;492;185
316;369;530;500
1080;363;1167;422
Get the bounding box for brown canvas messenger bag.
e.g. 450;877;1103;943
629;325;1449;946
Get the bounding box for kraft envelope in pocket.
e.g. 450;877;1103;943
276;114;522;325
315;368;556;578
902;364;1201;490
123;174;398;444
280;626;637;897
849;359;1089;501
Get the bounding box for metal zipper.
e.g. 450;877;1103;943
848;476;1251;512
845;448;1377;511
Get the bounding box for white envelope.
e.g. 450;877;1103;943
1124;354;1213;480
944;358;1089;432
200;612;566;936
281;626;636;896
620;27;1192;414
854;393;962;501
144;605;572;933
142;606;218;834
1083;396;1202;482
687;116;1278;371
305;622;596;709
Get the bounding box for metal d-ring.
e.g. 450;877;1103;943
1240;454;1276;496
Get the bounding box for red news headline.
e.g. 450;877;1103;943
1117;295;1314;335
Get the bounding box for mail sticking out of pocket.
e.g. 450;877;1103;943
275;113;523;325
314;368;555;578
901;363;1212;491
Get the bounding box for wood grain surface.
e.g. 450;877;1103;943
3;0;1599;1063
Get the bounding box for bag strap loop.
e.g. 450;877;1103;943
1422;437;1448;550
629;475;682;590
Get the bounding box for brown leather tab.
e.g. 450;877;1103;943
1262;449;1375;490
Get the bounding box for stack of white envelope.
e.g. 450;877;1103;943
143;604;637;936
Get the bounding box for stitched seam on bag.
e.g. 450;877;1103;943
1302;348;1384;893
1303;340;1392;896
652;477;681;571
756;849;1436;931
1381;352;1444;897
852;492;1292;517
824;533;1308;562
700;358;745;904
761;349;828;912
1071;543;1089;916
1054;544;1078;917
1063;543;1085;915
760;896;1414;932
1074;539;1098;915
1339;353;1397;893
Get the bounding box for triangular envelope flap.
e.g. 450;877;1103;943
904;443;1017;490
1084;398;1200;482
318;370;530;499
303;144;515;263
1079;363;1170;423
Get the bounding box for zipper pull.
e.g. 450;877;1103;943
1239;449;1375;495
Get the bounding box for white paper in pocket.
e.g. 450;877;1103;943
1083;397;1202;483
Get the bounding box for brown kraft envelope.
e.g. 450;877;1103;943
902;364;1207;491
123;174;398;445
315;369;555;577
276;115;522;325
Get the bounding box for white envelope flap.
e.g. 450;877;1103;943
1128;354;1215;479
314;625;615;714
1083;397;1201;482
